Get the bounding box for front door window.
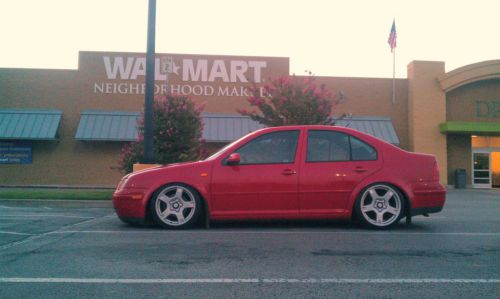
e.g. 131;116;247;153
235;131;299;164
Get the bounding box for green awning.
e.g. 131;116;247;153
0;109;62;140
75;110;140;141
439;122;500;134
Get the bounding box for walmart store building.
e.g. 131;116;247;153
0;52;499;188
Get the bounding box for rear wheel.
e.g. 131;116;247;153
355;184;404;229
149;184;201;229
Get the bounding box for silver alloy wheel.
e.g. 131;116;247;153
360;184;402;227
155;185;196;227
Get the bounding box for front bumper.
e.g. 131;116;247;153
112;188;149;221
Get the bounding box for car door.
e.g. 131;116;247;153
299;129;382;214
210;130;301;218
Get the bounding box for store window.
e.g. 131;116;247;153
471;136;500;188
472;136;489;148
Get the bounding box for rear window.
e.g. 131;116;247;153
351;136;377;161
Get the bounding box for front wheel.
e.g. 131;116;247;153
355;184;404;229
149;184;201;229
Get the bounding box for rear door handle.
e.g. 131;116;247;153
282;169;297;176
354;167;367;173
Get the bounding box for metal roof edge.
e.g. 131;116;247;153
0;109;63;115
202;113;253;119
75;137;138;142
332;115;393;121
80;110;140;116
0;137;59;141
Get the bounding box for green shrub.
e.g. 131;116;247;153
238;75;341;126
118;94;205;174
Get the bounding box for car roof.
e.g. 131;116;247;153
257;125;396;148
259;125;360;133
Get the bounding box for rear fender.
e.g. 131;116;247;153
347;176;413;218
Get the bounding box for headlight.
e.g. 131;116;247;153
116;175;130;192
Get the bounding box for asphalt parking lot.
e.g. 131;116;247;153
0;189;499;298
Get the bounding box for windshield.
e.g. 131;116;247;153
204;133;254;161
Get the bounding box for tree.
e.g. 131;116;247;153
237;75;341;126
118;94;205;174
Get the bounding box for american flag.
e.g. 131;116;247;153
388;20;397;52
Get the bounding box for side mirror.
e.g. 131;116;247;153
226;153;241;165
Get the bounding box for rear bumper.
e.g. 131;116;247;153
410;182;446;216
411;205;443;216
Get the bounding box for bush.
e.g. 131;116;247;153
118;94;205;174
238;75;341;126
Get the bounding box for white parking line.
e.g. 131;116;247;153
47;230;500;237
0;214;114;251
0;206;51;210
0;278;498;284
0;206;16;209
0;214;95;219
0;230;34;236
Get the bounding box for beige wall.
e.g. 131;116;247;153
2;53;496;188
446;135;472;186
438;60;500;93
407;61;448;185
0;52;446;186
308;76;409;149
0;68;125;187
446;79;500;122
444;78;499;187
0;53;291;187
77;51;290;114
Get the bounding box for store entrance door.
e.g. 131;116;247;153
492;152;500;188
472;151;491;188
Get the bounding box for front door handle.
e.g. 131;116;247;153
282;169;297;176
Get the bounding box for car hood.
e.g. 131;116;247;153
132;160;206;175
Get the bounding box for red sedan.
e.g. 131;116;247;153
113;126;446;229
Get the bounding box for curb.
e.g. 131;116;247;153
0;199;113;208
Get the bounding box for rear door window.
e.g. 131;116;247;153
306;130;377;162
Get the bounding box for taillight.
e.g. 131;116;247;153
432;161;440;181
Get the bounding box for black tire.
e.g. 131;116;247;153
355;184;405;229
149;184;202;229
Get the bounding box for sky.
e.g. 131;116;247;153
0;0;498;78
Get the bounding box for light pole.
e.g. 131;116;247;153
143;0;156;163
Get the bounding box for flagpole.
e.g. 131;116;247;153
392;48;396;105
388;19;396;105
